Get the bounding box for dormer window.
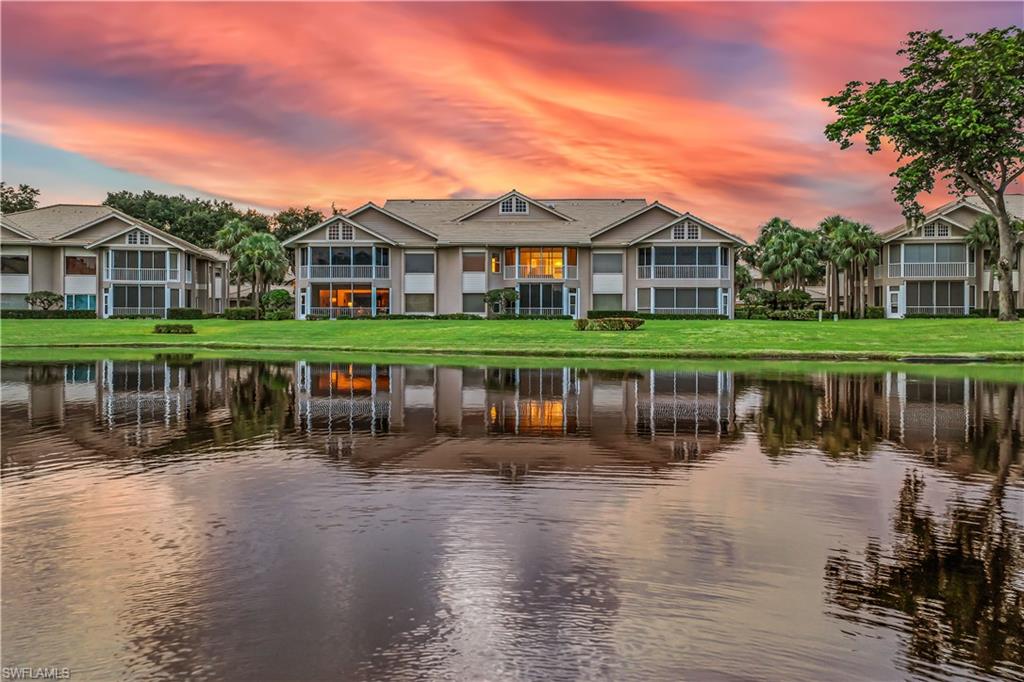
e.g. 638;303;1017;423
500;196;529;215
127;230;150;245
342;224;353;240
936;222;950;237
923;224;935;237
672;221;700;240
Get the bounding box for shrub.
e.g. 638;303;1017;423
167;307;204;320
261;289;293;312
110;314;162;319
735;306;769;320
0;309;96;319
576;317;645;331
224;306;257;320
774;289;812;310
767;308;817;321
865;306;885;319
587;310;726;320
263;309;294;321
154;323;195;334
25;291;64;311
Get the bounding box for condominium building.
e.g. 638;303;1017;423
283;190;746;319
874;194;1023;317
0;204;227;317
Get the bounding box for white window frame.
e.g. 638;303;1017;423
923;224;936;237
341;223;354;240
499;196;529;215
672;223;687;240
671;221;700;240
127;231;138;245
936;222;950;237
327;223;340;240
687;223;699;240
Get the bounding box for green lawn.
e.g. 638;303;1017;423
1;318;1021;361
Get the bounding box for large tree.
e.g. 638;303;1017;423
214;218;254;308
272;206;325;242
824;27;1024;320
234;233;289;318
1;182;40;213
744;217;823;292
104;190;270;248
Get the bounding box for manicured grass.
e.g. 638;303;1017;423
1;317;1021;361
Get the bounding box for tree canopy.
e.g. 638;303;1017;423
1;182;40;213
272;206;325;242
824;27;1024;320
104;190;270;248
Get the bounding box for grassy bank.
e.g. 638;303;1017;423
1;318;1021;361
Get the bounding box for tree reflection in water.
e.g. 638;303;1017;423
824;384;1023;677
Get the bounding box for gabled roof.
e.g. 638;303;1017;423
882;193;1024;241
345;202;438;239
588;201;683;239
280;213;397;246
453;190;575;222
0;204;224;260
628;210;747;245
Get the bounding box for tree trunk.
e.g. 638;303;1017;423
255;272;263;319
995;212;1018;321
844;270;851;317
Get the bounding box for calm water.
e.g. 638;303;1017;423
1;358;1022;681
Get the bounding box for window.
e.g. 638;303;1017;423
904;244;934;263
462;293;486;313
65;294;96;311
170;289;180;308
0;293;29;309
672;221;700;240
519;283;563;311
688;224;700;240
499;195;529;215
127;231;138;245
652;287;719;311
462;252;486;272
889;244;901;263
923;224;935;237
1;255;29;274
637;288;651;310
592;294;622;310
491;253;501;273
936;243;966;263
593;253;623;274
328;223;340;240
127;230;150;245
342;224;354;240
936;223;950;237
405;253;435;274
65;256;96;275
504;248;516;268
405;293;434;313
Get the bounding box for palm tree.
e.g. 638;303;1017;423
848;223;881;318
234;233;288;318
214;218;253;308
818;215;851;312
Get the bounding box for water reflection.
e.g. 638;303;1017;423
1;358;1021;680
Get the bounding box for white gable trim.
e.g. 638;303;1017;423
0;221;36;239
634;213;746;245
52;211;135;240
281;214;397;246
589;201;682;239
84;224;184;251
454;190;574;222
345;202;438;239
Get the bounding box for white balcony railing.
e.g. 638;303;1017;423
651;307;721;316
888;262;974;278
504;265;578;280
111;307;166;317
106;268;167;282
637;265;729;280
308;306;384;319
517;307;565;316
300;265;390;280
905;306;969;316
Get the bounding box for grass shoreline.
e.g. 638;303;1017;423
1;318;1021;363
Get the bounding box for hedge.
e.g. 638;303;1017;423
307;313;573;321
167;307;204;320
263;309;294;321
110;314;162;319
574;317;645;331
0;309;96;319
224;307;258;320
587;310;726;320
969;308;1024;318
154;323;195;334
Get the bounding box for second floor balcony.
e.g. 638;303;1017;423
637;264;730;280
299;265;390;280
888;262;974;278
106;267;169;282
504;264;578;280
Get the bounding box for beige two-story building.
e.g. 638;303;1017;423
873;194;1023;317
0;204;227;317
282;190;746;319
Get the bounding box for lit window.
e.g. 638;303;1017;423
499;195;529;215
328;223;340;240
341;224;354;240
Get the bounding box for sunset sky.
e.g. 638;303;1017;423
2;1;1021;238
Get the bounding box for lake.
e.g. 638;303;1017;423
1;356;1021;681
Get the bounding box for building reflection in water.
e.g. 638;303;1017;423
2;360;1019;476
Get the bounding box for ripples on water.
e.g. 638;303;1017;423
1;358;1021;681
